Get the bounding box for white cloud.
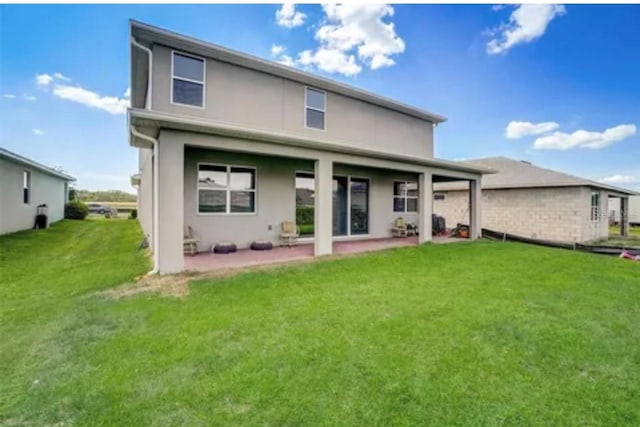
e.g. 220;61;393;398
599;175;639;185
276;4;306;28
533;124;637;150
24;94;37;101
53;72;71;81
273;4;405;76
123;87;131;99
52;85;130;115
32;129;44;136
486;4;566;55
3;94;17;99
505;120;560;139
271;44;285;57
298;48;362;77
36;73;54;87
270;44;297;67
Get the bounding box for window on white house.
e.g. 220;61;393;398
172;52;205;107
198;164;256;214
305;87;326;130
23;171;31;204
434;193;445;201
393;181;418;213
591;191;600;221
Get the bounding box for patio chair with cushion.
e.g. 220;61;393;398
183;225;199;256
280;221;300;247
391;217;408;237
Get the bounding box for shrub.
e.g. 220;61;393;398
129;209;138;220
296;205;314;226
64;201;89;220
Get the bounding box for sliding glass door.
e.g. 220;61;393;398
350;178;369;235
295;173;369;237
333;177;348;236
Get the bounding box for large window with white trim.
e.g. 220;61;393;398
305;87;326;130
198;164;256;214
172;52;205;107
393;181;418;212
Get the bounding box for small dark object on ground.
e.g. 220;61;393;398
450;223;470;238
213;242;238;254
139;235;149;250
251;240;273;251
129;209;138;220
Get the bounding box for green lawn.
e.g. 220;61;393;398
2;220;640;425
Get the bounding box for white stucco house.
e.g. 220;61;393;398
127;21;494;274
0;147;75;235
434;157;637;243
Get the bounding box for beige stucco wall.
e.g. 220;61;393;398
434;186;609;243
150;45;434;159
0;157;68;235
183;146;420;251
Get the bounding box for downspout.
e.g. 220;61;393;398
131;126;160;274
131;37;153;110
131;37;157;273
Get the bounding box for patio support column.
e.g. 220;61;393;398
314;156;333;256
620;196;629;237
469;178;482;240
157;136;184;273
418;171;432;243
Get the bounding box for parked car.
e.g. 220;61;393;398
87;203;110;214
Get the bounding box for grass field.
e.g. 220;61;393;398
1;220;640;425
607;225;640;247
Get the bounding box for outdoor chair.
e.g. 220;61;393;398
183;225;199;256
280;221;300;247
391;217;408;237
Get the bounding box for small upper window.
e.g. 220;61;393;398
172;52;205;108
23;170;31;204
434;194;445;201
305;87;326;130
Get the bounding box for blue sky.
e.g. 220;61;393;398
1;4;639;193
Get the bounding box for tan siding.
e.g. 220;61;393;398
151;45;433;159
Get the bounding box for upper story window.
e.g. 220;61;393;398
198;164;256;214
172;51;205;108
305;87;326;130
393;181;418;213
23;170;31;204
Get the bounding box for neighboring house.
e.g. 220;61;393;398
127;21;493;274
609;196;640;226
433;157;638;243
0;147;74;235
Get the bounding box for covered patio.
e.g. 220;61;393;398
184;235;467;272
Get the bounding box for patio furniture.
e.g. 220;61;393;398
391;217;408;237
251;240;273;251
183;225;199;256
406;223;418;236
280;221;300;247
212;241;237;254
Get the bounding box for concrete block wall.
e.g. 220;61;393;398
434;186;607;243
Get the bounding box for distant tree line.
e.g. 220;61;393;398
72;189;137;203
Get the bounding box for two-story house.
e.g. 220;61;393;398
128;21;492;274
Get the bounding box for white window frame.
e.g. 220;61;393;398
23;170;31;205
197;163;257;216
305;87;326;131
590;191;601;222
393;180;418;213
171;50;206;109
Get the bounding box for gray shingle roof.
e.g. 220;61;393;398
434;156;638;196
